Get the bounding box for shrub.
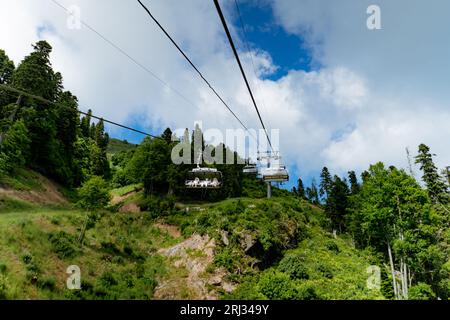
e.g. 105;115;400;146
48;231;78;259
139;196;174;218
409;283;436;300
296;283;319;300
258;271;299;300
214;247;241;272
278;255;309;280
21;252;33;265
37;277;56;291
77;176;111;211
0;263;7;274
317;263;333;279
325;240;340;253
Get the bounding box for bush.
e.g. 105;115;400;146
48;231;78;259
139;196;174;218
409;283;436;300
37;277;56;291
278;255;309;280
214;247;241;272
258;271;300;300
112;169;134;187
296;283;319;300
21;253;33;265
77;176;111;211
316;263;333;279
325;240;340;253
0;263;7;274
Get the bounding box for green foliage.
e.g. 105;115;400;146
306;178;320;205
415;144;448;204
138;196;174;219
0;49;14;85
324;175;349;233
0;274;9;299
319;167;333;200
408;282;436;300
107;138;136;154
48;231;78;259
278;254;309;280
258;270;300;300
77;176;111;211
0;120;30;174
0;41;110;186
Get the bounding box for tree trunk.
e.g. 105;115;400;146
387;241;398;299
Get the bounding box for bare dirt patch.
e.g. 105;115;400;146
154;233;235;300
154;223;182;239
118;203;141;213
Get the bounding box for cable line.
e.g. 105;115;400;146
213;0;274;152
48;0;199;111
136;0;257;143
0;84;159;139
233;0;272;133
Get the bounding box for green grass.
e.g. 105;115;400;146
0;168;44;191
0;196;36;214
0;207;181;299
0;178;390;300
110;184;142;197
106;138;136;154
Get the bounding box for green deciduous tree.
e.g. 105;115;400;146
0;120;30;174
348;162;446;299
77;176;111;211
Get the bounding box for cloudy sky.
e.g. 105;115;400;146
1;0;449;188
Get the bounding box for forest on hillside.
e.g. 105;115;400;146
0;41;449;300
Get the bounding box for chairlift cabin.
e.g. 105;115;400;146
185;153;222;189
243;163;258;174
257;151;289;183
260;165;289;182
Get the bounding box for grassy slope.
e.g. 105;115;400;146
0;207;180;299
106;138;136;155
0;169;385;300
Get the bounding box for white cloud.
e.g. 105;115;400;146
1;0;449;183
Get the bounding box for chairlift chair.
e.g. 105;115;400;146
185;153;222;189
260;165;289;182
243;163;258;174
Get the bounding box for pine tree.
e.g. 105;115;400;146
297;178;306;199
348;171;360;195
162;127;173;145
319;167;333;201
325;175;350;233
415;143;448;203
306;178;320;205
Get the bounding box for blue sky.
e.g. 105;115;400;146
102;1;316;191
232;1;314;80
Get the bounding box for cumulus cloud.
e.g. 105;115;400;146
1;0;449;183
